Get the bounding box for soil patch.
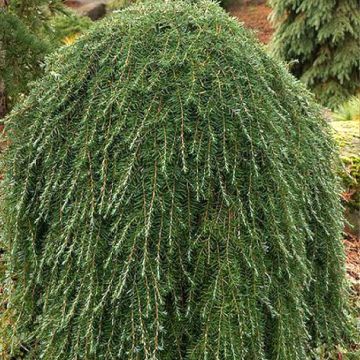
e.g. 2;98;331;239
228;1;273;44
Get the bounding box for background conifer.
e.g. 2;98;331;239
0;0;67;117
2;1;350;358
269;0;360;109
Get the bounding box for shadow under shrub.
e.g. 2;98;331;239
1;1;352;359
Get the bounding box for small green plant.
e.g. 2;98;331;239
107;0;135;11
48;11;93;45
333;96;360;122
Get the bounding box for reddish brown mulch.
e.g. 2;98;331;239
228;1;273;44
344;232;360;293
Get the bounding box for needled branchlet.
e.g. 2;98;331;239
1;1;350;359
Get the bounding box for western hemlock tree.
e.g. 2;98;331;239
269;0;360;109
2;1;350;359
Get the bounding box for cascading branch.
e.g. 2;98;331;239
1;1;351;359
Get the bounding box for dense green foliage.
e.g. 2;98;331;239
107;0;233;12
333;96;360;122
2;1;350;359
48;11;93;45
107;0;135;11
0;0;66;113
270;0;360;109
0;11;47;111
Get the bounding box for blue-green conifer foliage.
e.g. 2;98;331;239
2;1;350;359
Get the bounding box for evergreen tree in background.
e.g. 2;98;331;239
2;1;351;359
0;0;66;117
270;0;360;109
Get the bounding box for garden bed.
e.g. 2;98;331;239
228;0;273;44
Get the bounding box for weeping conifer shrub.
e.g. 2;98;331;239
1;1;351;359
